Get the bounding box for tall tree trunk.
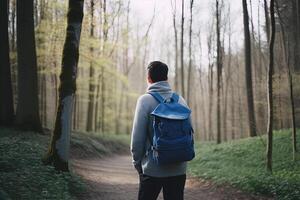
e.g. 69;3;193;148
197;31;208;140
9;0;17;107
0;0;14;126
236;57;244;138
187;0;194;105
94;0;104;132
42;0;84;171
10;0;16;51
231;80;235;140
171;0;179;91
198;71;208;140
207;31;214;141
264;0;270;43
180;0;185;97
257;0;265;134
16;0;42;132
294;0;300;72
276;1;297;160
266;0;275;172
242;0;257;137
86;0;95;132
216;0;222;144
224;5;232;140
101;0;108;134
73;94;77;130
94;73;101;131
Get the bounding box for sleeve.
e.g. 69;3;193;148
130;95;149;174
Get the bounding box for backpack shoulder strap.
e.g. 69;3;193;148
171;93;179;103
148;92;164;103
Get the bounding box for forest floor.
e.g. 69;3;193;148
1;128;297;199
71;154;272;200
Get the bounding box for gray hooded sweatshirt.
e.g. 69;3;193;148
130;81;188;177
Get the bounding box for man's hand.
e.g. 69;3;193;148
135;164;143;175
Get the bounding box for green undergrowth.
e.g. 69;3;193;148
71;130;130;157
0;127;130;200
189;129;300;200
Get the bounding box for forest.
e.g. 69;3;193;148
0;0;300;199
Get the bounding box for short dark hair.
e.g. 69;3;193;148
147;61;168;83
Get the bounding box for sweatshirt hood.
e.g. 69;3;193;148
147;81;172;93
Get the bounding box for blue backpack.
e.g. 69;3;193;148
148;92;195;165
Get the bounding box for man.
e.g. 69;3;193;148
131;61;191;200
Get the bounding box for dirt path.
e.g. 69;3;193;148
71;155;272;200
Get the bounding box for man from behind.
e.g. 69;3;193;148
131;61;194;200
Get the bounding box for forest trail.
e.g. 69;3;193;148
71;155;272;200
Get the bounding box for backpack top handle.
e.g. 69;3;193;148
148;92;179;104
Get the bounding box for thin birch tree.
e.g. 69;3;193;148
267;0;276;172
43;0;84;171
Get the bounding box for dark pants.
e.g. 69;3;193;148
138;174;186;200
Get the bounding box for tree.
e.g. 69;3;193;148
216;0;222;144
101;0;108;133
242;0;257;137
0;0;14;126
187;0;194;105
180;0;185;97
86;0;95;132
275;0;297;160
294;0;300;72
171;0;179;91
266;0;276;172
15;0;42;132
264;0;270;43
43;0;84;171
207;24;214;141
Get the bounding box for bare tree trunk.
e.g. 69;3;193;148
242;0;257;137
171;0;179;91
9;0;17;108
207;31;214;140
16;0;42;132
257;0;265;134
236;57;244;138
276;1;297;160
216;0;222;144
0;0;15;126
180;0;185;97
294;0;300;72
266;0;275;172
124;0;131;135
86;0;95;132
231;80;235;140
223;5;232;140
94;0;103;132
208;63;213;141
264;0;270;43
101;0;108;134
197;31;208;140
73;94;77;130
10;0;16;51
40;73;47;127
187;0;194;105
94;73;101;131
42;0;84;171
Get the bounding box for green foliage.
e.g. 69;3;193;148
0;128;85;200
71;131;130;156
188;130;300;200
0;128;130;200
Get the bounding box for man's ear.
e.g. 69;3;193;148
147;75;153;84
